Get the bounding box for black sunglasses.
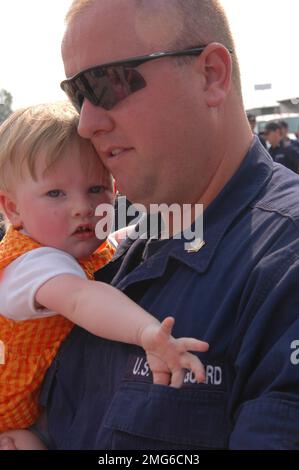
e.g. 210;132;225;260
60;45;211;112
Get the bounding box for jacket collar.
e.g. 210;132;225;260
112;137;273;288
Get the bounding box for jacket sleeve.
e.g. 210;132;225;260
229;244;299;449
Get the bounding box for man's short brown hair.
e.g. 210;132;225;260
65;0;242;96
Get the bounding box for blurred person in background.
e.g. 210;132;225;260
265;121;299;173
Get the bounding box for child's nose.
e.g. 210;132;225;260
72;199;94;218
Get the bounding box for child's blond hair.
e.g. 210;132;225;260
0;101;84;191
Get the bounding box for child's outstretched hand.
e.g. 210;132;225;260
140;316;209;388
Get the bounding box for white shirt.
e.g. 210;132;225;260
0;247;87;320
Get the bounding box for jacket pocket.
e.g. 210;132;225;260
105;382;229;450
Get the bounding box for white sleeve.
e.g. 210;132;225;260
108;234;118;250
0;247;87;320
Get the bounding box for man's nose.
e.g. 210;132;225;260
78;99;115;139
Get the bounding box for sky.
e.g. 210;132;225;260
1;0;299;111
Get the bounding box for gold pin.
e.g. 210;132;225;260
186;239;206;253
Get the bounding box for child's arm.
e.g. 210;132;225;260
36;275;208;387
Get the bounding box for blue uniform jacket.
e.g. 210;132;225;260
41;137;299;449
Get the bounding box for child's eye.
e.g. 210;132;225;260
89;185;104;194
46;190;64;198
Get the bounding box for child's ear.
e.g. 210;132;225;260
0;191;22;228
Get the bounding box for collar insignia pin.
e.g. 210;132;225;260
186;239;206;253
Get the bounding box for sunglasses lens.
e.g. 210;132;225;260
60;81;81;113
61;65;146;111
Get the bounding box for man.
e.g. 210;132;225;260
265;121;299;173
279;120;299;150
246;112;267;148
29;0;299;449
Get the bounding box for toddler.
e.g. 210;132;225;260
0;103;208;446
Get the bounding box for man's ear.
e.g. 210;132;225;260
195;43;232;108
0;191;22;228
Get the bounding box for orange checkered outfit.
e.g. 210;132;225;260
0;227;115;432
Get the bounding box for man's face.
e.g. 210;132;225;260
266;129;281;148
280;126;288;139
62;0;218;207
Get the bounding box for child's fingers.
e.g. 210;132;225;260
169;369;185;388
160;316;175;337
180;352;206;383
152;370;171;386
177;338;209;353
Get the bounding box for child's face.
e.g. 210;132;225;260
12;139;114;259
